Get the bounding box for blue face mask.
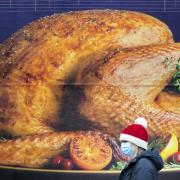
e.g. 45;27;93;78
120;142;134;156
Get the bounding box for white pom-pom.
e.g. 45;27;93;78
135;117;147;129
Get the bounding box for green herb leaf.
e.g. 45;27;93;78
164;57;180;92
109;161;126;170
164;162;180;169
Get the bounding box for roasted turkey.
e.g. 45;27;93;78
0;10;179;168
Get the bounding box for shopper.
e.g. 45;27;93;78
119;117;164;180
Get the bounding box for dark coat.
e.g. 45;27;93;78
119;148;164;180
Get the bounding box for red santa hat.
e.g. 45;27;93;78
119;117;148;150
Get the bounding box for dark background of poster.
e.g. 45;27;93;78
0;0;180;43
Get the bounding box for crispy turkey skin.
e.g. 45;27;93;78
0;10;179;168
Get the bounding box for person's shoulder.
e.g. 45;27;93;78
136;157;156;170
137;148;164;171
132;157;158;179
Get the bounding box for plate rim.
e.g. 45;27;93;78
0;165;179;174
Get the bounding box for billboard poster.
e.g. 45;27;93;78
0;1;179;180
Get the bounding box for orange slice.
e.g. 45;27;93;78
70;133;112;170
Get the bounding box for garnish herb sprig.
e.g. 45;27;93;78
163;57;180;92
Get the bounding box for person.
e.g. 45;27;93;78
118;117;164;180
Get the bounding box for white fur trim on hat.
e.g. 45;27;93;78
135;117;147;129
119;133;148;150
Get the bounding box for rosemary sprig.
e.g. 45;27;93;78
170;61;180;91
148;137;165;152
164;162;180;169
0;136;7;142
163;57;180;92
109;161;126;170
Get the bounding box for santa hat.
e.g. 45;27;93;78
119;117;148;150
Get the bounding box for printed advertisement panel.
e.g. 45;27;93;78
0;1;179;180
